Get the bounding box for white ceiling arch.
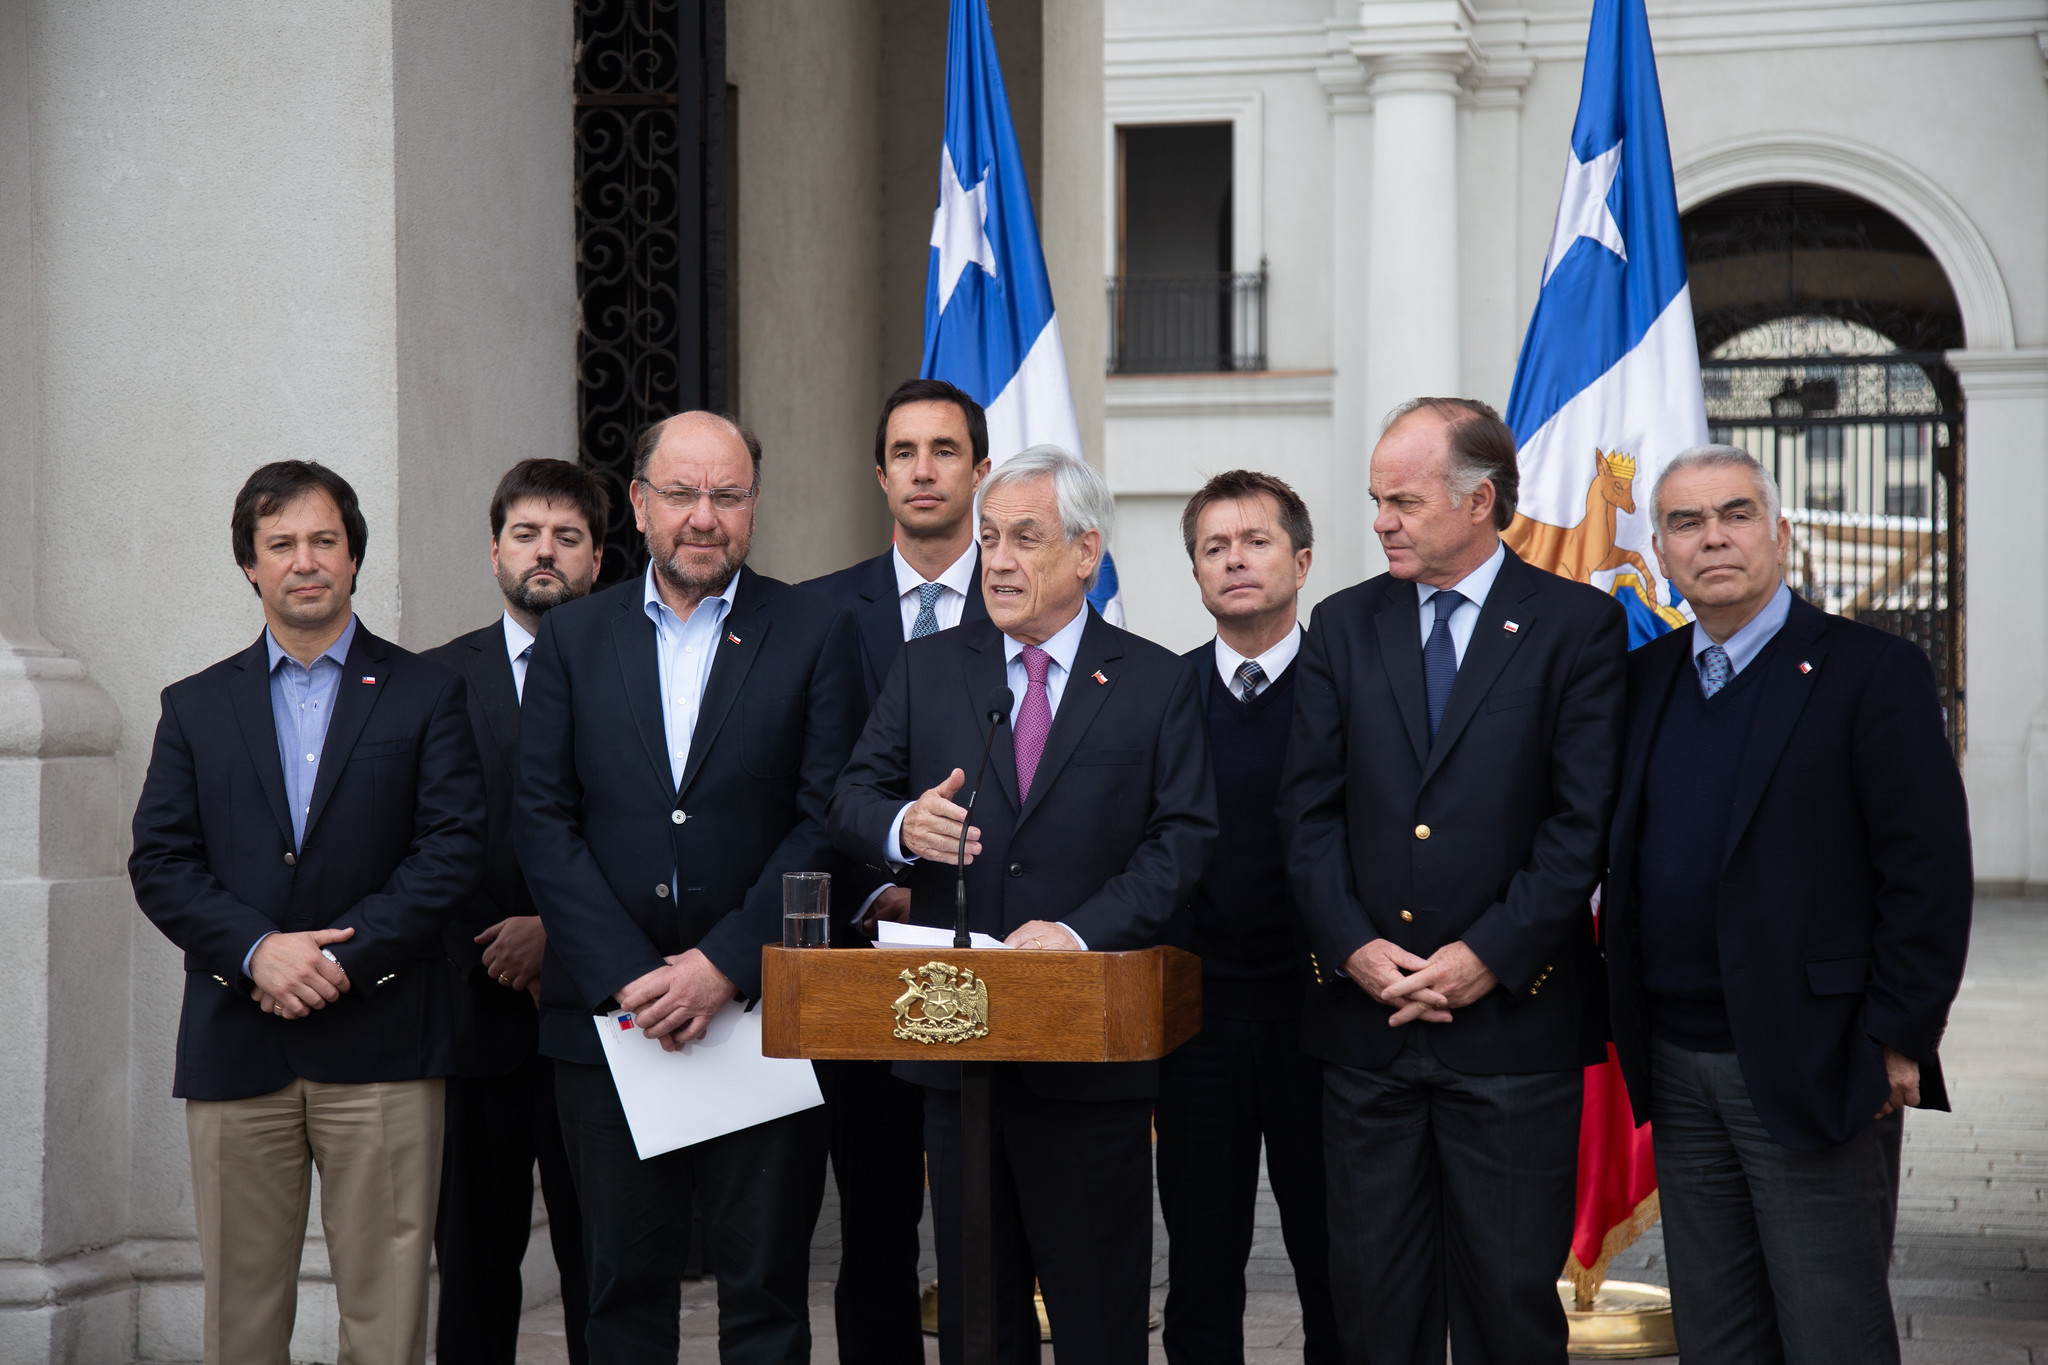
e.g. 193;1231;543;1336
1675;132;2015;352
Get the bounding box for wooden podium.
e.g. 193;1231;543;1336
762;944;1201;1364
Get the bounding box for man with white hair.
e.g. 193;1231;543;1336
1601;444;1972;1365
830;446;1218;1365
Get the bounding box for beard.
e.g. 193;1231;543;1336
650;529;746;597
498;562;588;618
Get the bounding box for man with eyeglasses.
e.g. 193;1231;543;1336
516;411;867;1364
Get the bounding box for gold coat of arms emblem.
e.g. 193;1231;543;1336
892;961;990;1044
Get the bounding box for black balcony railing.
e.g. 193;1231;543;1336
1105;269;1267;374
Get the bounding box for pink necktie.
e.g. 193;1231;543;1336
1013;645;1053;802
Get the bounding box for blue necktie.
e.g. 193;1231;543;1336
1423;589;1466;742
1234;659;1266;702
1699;644;1732;699
911;582;944;639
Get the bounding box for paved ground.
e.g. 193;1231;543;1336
505;897;2048;1364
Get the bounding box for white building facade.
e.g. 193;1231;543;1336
1101;0;2048;891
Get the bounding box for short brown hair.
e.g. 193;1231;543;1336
874;378;989;468
631;411;763;484
1180;470;1315;561
489;458;610;541
231;461;367;594
1382;397;1520;531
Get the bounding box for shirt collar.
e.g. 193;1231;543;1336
1003;602;1090;674
1416;538;1507;611
1691;580;1793;676
642;561;740;628
266;615;358;674
892;541;979;601
502;612;536;664
1214;621;1303;682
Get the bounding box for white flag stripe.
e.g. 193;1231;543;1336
982;314;1084;466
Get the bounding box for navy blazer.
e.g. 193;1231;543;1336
1602;594;1973;1151
828;610;1219;1101
129;624;486;1101
800;547;989;709
516;566;867;1065
423;621;539;1077
1279;549;1626;1075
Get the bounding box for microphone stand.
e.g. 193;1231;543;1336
954;687;1012;949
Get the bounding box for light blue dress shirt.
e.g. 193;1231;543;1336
1690;580;1792;690
1414;538;1507;669
247;615;359;974
643;563;739;792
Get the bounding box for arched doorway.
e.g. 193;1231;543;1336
1683;184;1964;751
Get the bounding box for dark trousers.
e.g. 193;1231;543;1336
924;1070;1153;1365
817;1059;927;1365
436;1056;590;1365
554;1059;830;1365
1649;1036;1904;1365
1156;1014;1340;1365
1323;1029;1583;1365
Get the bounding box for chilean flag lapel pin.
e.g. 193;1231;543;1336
1799;661;1813;674
360;675;377;684
727;632;742;645
1503;621;1520;634
1092;670;1109;685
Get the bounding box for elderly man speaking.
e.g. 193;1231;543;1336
830;446;1217;1365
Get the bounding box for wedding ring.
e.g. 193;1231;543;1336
499;973;512;985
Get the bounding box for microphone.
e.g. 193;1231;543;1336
955;685;1014;949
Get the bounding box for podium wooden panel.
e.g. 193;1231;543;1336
760;945;1201;1063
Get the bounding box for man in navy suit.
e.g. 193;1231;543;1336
830;446;1218;1365
1602;445;1972;1365
517;412;866;1365
130;461;486;1365
799;378;990;1364
424;459;608;1365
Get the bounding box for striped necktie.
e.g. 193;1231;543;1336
1234;659;1266;702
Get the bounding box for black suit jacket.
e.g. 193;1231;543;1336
423;621;540;1076
516;566;867;1065
799;547;990;709
828;610;1219;1100
129;623;486;1101
1602;594;1973;1151
1279;548;1626;1075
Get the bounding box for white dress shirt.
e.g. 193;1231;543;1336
1214;622;1303;699
886;603;1093;948
503;612;536;703
893;542;979;637
1415;538;1507;668
1691;580;1792;686
643;563;739;790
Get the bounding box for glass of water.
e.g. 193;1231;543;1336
782;872;831;948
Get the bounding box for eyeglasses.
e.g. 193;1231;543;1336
637;481;757;513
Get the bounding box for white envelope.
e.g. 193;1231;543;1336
593;1000;825;1160
875;920;1010;951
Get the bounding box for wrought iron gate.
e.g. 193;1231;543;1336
1701;318;1964;752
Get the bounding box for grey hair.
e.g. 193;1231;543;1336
975;445;1116;590
1650;444;1784;543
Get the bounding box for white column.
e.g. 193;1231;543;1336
1948;348;2048;890
1323;68;1382;584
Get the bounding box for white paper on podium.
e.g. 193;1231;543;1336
875;921;1010;951
593;1000;824;1160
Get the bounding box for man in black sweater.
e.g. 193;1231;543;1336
1158;471;1338;1365
1603;445;1972;1365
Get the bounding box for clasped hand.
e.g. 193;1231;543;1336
1344;938;1497;1027
616;948;737;1052
250;926;354;1018
901;768;982;865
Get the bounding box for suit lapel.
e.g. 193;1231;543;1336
303;626;390;840
678;568;769;800
1017;612;1122;829
229;633;294;843
1420;554;1538;789
611;594;676;799
853;554;905;698
1614;633;1688;852
1721;601;1830;865
467;628;523;765
962;549;991;625
963;624;1020;815
1373;582;1430;766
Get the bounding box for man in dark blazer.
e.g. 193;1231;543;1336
424;458;610;1365
130;461;485;1365
1280;398;1626;1365
830;446;1218;1365
1158;470;1338;1365
517;411;866;1365
1603;445;1971;1365
798;377;990;1365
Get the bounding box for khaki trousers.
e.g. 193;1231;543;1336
186;1077;445;1365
